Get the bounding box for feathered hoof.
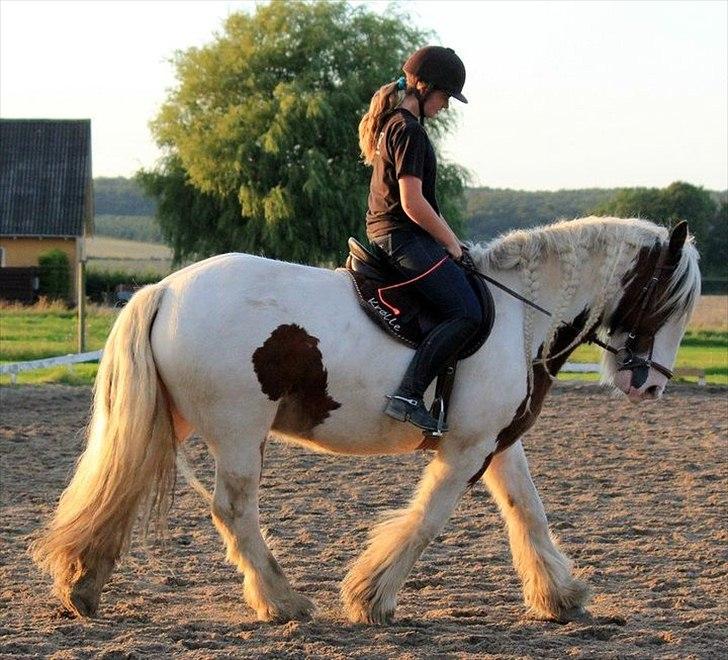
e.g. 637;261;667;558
528;578;592;623
342;585;396;625
58;558;114;618
531;604;593;624
555;605;593;624
255;591;316;623
60;576;102;618
345;600;395;625
341;573;396;625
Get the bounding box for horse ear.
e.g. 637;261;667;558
668;220;688;255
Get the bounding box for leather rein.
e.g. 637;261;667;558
465;240;674;382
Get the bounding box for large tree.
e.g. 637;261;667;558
139;1;467;265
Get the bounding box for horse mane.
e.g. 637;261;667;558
467;216;701;394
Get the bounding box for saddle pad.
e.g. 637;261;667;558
339;267;495;359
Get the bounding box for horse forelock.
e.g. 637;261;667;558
607;234;700;338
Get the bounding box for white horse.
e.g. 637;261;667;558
32;216;700;624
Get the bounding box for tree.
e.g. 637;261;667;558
592;181;716;254
140;1;467;265
703;201;728;278
38;249;70;301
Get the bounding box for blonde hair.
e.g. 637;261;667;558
358;74;426;165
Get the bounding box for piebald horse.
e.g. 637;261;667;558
32;216;700;624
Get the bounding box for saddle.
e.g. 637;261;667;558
339;237;495;435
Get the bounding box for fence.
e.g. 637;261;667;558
0;351;102;384
0;351;705;387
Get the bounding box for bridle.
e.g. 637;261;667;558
602;239;674;386
465;239;675;385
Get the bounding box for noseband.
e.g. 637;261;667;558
466;239;675;384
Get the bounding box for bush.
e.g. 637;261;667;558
86;268;162;304
38;249;71;301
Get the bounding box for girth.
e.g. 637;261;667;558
339;237;496;436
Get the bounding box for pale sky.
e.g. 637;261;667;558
1;0;726;191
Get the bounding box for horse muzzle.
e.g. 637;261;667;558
614;364;668;402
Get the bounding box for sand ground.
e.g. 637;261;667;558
1;383;726;659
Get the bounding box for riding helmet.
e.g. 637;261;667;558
403;46;468;103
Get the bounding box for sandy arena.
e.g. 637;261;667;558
1;383;726;659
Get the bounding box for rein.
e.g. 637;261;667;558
467;242;674;381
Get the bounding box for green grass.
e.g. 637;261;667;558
1;303;117;385
2;306;726;387
563;331;728;385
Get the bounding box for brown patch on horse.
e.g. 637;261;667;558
467;452;494;486
469;308;594;486
608;236;686;352
252;324;341;434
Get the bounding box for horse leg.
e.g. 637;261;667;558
341;444;485;624
482;440;591;621
209;436;315;622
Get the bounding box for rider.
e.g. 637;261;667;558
358;46;481;433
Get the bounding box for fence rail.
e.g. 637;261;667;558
0;351;102;384
0;354;705;385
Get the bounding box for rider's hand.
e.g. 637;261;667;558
457;244;476;270
446;243;463;260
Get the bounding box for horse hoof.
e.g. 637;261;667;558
258;593;316;623
555;606;592;624
64;578;101;618
69;593;97;618
346;603;395;625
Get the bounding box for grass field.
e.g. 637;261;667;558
86;236;174;274
2;296;726;386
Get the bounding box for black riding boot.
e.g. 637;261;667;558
384;316;480;433
384;393;445;432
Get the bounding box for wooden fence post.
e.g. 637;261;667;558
77;239;86;354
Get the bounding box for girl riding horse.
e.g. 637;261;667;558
359;46;480;432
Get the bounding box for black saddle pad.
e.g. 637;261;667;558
339;237;495;359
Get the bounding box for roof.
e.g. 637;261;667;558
0;119;93;237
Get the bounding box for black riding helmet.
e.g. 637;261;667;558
403;46;468;103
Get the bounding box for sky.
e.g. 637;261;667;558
1;0;726;191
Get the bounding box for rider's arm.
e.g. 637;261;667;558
399;175;462;259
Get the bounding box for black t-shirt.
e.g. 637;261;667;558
365;108;439;240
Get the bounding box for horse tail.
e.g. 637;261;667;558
31;282;176;612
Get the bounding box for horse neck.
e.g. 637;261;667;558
518;230;635;363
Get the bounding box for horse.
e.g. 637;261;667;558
31;216;700;625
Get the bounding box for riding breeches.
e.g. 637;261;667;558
371;227;482;398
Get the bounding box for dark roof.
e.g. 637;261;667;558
0;119;92;237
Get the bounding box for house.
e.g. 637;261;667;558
0;119;93;303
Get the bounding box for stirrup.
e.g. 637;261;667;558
384;394;447;433
428;396;447;437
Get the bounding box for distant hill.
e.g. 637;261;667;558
95;177;156;215
93;177;161;242
464;188;618;241
93;215;163;243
